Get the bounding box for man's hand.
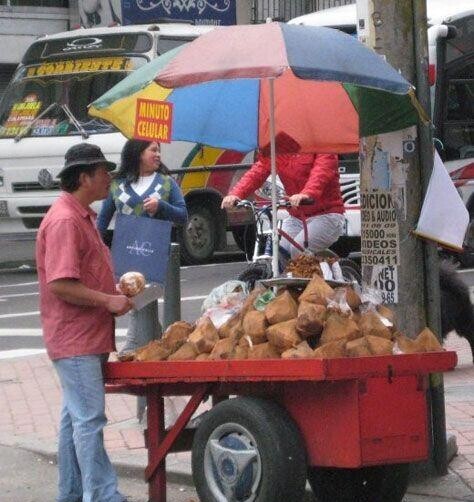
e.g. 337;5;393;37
288;193;312;207
105;295;133;316
221;195;241;209
143;196;159;216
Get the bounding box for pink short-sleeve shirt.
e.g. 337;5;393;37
36;192;117;360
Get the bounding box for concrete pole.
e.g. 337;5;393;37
356;0;447;474
163;243;181;330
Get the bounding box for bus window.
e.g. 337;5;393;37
442;61;474;160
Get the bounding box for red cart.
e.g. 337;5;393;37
105;351;456;502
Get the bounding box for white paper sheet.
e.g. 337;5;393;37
414;151;469;251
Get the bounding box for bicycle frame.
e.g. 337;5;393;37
238;200;309;263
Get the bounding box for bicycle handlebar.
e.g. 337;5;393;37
236;197;314;209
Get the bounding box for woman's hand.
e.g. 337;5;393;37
143;196;159;216
221;195;241;209
288;193;312;207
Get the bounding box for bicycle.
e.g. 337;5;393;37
235;199;362;289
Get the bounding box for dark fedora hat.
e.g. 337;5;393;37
57;143;116;177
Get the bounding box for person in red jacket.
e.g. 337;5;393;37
221;153;346;258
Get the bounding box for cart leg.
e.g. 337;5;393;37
147;387;166;502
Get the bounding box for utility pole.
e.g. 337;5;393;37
356;0;447;474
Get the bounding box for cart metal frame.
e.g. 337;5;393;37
105;351;457;502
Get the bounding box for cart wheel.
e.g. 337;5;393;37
192;396;307;502
308;463;409;502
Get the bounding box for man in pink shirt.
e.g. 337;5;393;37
36;143;132;502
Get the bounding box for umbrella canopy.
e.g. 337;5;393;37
89;22;426;277
89;23;425;155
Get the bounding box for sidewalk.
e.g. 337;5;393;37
1;333;474;500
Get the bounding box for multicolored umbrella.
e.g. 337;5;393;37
89;22;426;275
90;23;424;154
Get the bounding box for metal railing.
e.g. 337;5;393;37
251;0;355;23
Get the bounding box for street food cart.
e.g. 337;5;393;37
105;351;456;502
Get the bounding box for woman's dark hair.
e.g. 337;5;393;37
115;139;169;183
59;164;99;192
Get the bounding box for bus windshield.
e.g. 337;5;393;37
440;14;474;161
0;55;147;139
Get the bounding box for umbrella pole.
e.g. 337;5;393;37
269;77;279;278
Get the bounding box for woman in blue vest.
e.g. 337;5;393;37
97;139;187;363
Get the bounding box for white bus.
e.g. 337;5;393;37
290;1;474;264
0;23;255;265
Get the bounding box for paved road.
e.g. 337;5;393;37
0;257;248;357
0;444;199;502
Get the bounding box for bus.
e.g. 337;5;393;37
0;23;255;265
290;1;474;265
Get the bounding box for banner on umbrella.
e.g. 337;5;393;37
134;98;173;143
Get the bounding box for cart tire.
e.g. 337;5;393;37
192;396;307;502
308;463;409;502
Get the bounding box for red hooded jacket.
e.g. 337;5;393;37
229;153;344;218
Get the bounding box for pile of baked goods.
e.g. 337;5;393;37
118;274;443;362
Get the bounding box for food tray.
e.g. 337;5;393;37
259;277;350;288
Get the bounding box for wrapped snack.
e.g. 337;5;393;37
366;335;394;356
327;288;352;316
264;290;298;325
296;301;326;338
242;310;268;344
377;304;396;325
320;311;360;345
241;284;267;319
233;344;249;359
188;317;219;354
135;340;172;362
299;274;334;306
247;342;280;359
209;338;236;360
313;340;346;359
395;328;443;354
119;271;146;297
358;307;392;340
168;342;198;361
346;337;371;357
281;341;314;359
266;319;302;353
196;353;211;361
163;321;194;349
344;286;362;310
218;312;242;339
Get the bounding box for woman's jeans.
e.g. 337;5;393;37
53;354;124;502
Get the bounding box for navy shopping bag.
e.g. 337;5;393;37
111;213;172;285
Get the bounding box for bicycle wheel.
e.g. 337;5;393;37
338;258;361;285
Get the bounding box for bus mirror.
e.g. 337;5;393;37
445;25;458;40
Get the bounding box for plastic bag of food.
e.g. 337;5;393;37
188;317;219;354
299;275;335;305
326;288;352;316
296;302;326;338
201;280;248;312
320;311;360;344
264;290;298;325
266;319;302;352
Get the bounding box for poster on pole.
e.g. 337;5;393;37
360;190;400;267
369;265;398;304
